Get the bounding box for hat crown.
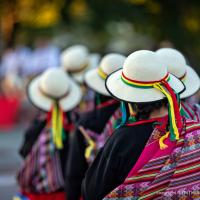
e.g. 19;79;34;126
123;50;167;82
61;45;89;70
156;48;187;78
100;53;126;75
39;68;69;98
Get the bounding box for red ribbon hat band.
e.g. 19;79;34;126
121;72;170;87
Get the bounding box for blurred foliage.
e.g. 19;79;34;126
0;0;200;70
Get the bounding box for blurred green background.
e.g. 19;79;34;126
0;0;200;70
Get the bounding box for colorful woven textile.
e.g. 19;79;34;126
83;108;121;164
181;102;200;122
17;127;64;193
102;108;122;137
193;104;200;122
103;119;200;199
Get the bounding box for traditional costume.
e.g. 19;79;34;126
65;54;126;200
81;50;196;200
16;68;82;200
60;45;100;114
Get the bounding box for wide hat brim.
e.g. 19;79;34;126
27;76;82;112
180;66;200;99
85;68;110;96
106;69;185;103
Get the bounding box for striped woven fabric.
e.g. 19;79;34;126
181;102;200;122
17;127;64;193
103;108;122;136
103;119;200;199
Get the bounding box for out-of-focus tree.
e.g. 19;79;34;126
0;0;64;47
83;0;200;70
0;0;200;70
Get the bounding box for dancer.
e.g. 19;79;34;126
65;53;126;200
82;50;194;200
61;44;100;113
16;68;82;200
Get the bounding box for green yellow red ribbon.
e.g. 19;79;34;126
121;72;170;88
121;72;182;149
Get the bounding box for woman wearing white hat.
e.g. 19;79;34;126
81;50;200;199
16;68;82;200
65;53;126;200
156;48;200;120
60;44;100;84
61;44;100;114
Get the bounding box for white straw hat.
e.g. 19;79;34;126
106;50;185;103
85;53;126;96
60;45;93;83
88;53;101;69
156;48;200;99
27;68;82;112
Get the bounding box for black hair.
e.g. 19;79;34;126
131;99;168;120
94;93;112;106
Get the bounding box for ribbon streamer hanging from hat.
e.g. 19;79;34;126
78;126;96;161
121;72;183;149
48;101;65;149
172;89;190;119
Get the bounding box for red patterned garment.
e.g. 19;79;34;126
17;126;65;194
103;119;200;199
22;191;65;200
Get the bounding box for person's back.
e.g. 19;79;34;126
15;68;82;200
66;53;126;200
82;50;186;200
82;117;161;200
